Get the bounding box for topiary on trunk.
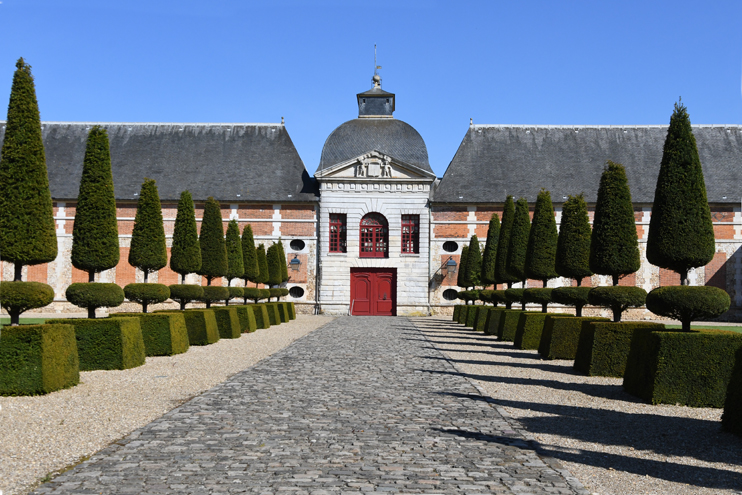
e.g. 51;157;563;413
129;179;167;282
481;215;500;288
277;239;288;283
124;283;170;314
556;194;592;285
456;245;470;291
463;235;482;289
244;287;262;304
201;286;229;308
646;286;730;332
169;284;203;310
523;288;553;313
495;196;519;289
66;283;124;319
525;189;558;287
267;243;282;287
198;197;227;285
505;288;525;310
170;191;201;283
225;219;244;286
552;287;592;317
241;224;259;287
255;244;269;288
507;197;531;288
226;287;243;306
588;286;646;322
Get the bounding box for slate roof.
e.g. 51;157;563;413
434;125;742;204
0;122;318;202
317;118;431;173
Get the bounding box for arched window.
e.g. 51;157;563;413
360;213;389;258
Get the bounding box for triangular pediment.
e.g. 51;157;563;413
315;150;437;181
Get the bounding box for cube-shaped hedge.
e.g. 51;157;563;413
514;312;549;350
287;302;296;320
251;303;270;329
110;312;189;356
0;323;79;395
46;318;145;371
474;306;491;332
574;321;665;377
275;303;289;323
484;308;506;336
623;328;742;407
160;309;220;346
538;316;610;360
234;305;258;333
213;307;241;339
264;303;281;326
465;305;479;328
722;347;742;436
453;305;462;322
457;305;468;324
498;310;526;341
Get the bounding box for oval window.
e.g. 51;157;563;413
290;239;305;251
289;286;305;298
442;241;459;253
443;289;459;301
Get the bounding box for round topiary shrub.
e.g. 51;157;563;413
168;284;204;310
227;287;244;305
523;288;553;313
280;288;289;297
124;283;170;313
457;290;480;304
66;282;124;318
552;286;592;317
588;286;647;322
646;286;730;332
490;290;508;306
269;288;283;301
259;289;271;301
505;288;525;309
478;290;494;304
0;281;54;324
200;286;229;308
244;287;262;303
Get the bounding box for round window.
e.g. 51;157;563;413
289;286;305;298
442;241;459;253
290;239;305;251
443;289;459;301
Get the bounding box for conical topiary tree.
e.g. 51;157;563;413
129;179;167;282
481;214;500;288
267;243;282;288
277;238;288;284
456;245;470;292
589;161;640;286
225;220;244;286
508;197;531;289
495;196;519;306
464;235;482;289
0;58;57;325
256;244;269;288
170;190;201;284
647;102;715;285
241;224;259;289
525;189;558;287
555;194;592;285
198;197;228;286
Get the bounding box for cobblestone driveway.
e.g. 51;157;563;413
33;317;587;494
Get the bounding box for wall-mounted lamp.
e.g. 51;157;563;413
289;255;301;272
445;257;457;278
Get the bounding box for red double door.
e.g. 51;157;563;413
350;268;396;316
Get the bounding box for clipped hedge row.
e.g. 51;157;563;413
465;305;479;327
514;312;549;350
722;347;742;436
498;310;526;341
538;316;609;360
252;303;271;329
213;307;241;339
453;305;462;322
159;309;220;346
484;308;506;336
233;305;258;333
111;312;189;356
474;306;490;332
288;302;296;320
623;328;742;407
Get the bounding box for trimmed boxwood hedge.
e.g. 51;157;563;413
646;286;730;332
226;287;244;305
201;286;229;308
0;281;55;324
168;284;203;310
287;302;296;320
456;305;468;324
574;321;665;377
505;288;525;310
124;283;170;313
588;286;647;323
212;307;241;339
453;305;462;322
498;309;526;341
233;305;258;333
265;302;287;323
623;328;742;407
264;302;281;325
465;304;479;327
523;288;553;313
538;316;610;360
46;317;145;371
158;309;219;346
66;283;125;317
514;312;549;350
485;308;506;336
0;323;79;395
110;312;189;356
551;287;592;317
474;306;490;332
722;346;742;436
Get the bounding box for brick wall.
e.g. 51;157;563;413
71;267;88;284
431;207;468;221
27;263;48;283
659;268;681;286
434;224;468;238
705;251;727;289
158;248;180;286
238;205;273;219
281;222;315;237
618;272;636;287
282;205;315;219
116;247;136;286
714;224;735;240
286;254;308;283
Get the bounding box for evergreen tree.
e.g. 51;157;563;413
241;224;259;286
480;214;500;287
128;178;167;282
495;196;519;288
0;58;57;281
70;126;119;281
465;235;482;288
170;191;201;283
589;161;640;285
647;101;715;284
507;197;531;286
555;194;592;285
525;189;558;286
198;197;228;285
225;220;244;285
277;239;288;283
266;243;282;287
456;245;470;291
255;244;269;287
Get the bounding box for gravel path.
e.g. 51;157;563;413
411;317;742;495
0;314;334;495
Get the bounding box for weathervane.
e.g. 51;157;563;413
373;45;382;88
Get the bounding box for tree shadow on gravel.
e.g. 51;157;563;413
421;355;582;375
436;395;742;491
414;340;544;360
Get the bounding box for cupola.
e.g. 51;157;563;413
357;75;395;118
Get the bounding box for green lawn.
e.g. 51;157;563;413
0;317;49;329
665;324;742;334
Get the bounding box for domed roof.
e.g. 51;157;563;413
317;118;431;173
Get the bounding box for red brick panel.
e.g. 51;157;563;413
163;221;175;236
282;206;315;220
475;224;488;238
251;223;273;236
71;267;88;284
281;222;316;237
710;208;735;222
116;206;137;218
116;248;136;286
440;255;461;287
201;276;223;287
434;224;469;238
705;252;727;290
634;210;643;222
618;272;636;287
287;254;308;283
431;207;468;222
659;268;681;286
570;276;593;287
714;225;735;240
158;249;180;286
475;209;502;222
27;263;48;283
118;221;135;235
161;204;178;218
238;205;273;219
526;279;543;288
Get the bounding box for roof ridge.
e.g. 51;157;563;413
471;124;742;129
0;121;284;127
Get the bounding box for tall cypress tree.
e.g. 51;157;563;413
70;126;119;281
0;58;57;281
556;194;592;285
647;102;715;285
198;197;228;285
241;224;259;286
170;190;201;283
481;214;500;287
495;196;519;288
465;235;482;288
266;243;282;287
255;244;269;287
589;161;640;285
129;179;167;282
277;239;289;283
525;189;558;287
456;245;469;290
225;220;244;285
507;197;531;286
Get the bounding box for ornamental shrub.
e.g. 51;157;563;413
505;288;525;310
487;290;508;306
267;244;282;287
198;197;228;285
255;244;269;287
244;287;262;304
481;214;500;287
129;179;167;282
252;303;271;329
225;220;244;284
474;306;490;332
552;286;592;317
456;245;470;289
507;197;531;285
522;288;552;313
277;239;289;283
555;194;592;284
646;286;730;332
259;289;271;301
589;161;640;285
212;307;241;339
463;235;482;288
538;316;609;360
495;196;519;288
168;284;203;310
478;290;494;305
66;283;124;319
160;309;219;346
484;307;506;335
201;286;229;308
0;281;54;325
588;286;646;322
574;321;664;377
722;347;742;436
499;309;527;341
226;287;244;306
525;189;558;286
170;191;201;282
0;59;57;282
647;102;715;284
124;283;170;313
233;305;258;333
269;287;283;302
457;290;480;304
70;126;119;279
514;312;549;350
110;312;189;357
241;224;259;286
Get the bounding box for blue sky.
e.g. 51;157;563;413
1;0;741;177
